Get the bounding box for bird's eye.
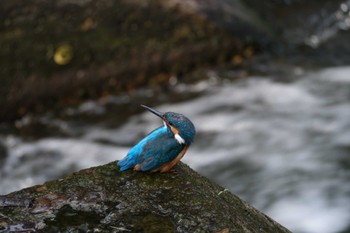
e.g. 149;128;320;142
168;121;173;126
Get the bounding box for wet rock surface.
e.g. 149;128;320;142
0;162;290;233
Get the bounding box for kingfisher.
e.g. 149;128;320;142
117;104;196;172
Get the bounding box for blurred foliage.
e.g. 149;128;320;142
0;0;257;121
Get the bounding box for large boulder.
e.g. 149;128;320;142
0;161;290;233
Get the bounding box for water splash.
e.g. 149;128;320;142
305;1;350;48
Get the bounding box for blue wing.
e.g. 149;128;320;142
117;126;184;171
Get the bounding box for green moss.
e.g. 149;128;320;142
45;204;102;229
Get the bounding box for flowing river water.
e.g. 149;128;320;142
1;66;350;233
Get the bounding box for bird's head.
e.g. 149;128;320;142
141;104;196;145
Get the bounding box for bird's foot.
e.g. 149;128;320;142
162;169;177;173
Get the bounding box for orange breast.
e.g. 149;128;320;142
151;146;189;173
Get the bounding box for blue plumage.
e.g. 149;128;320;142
117;105;195;172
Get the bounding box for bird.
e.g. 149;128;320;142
117;104;196;172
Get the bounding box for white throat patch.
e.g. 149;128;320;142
175;133;185;144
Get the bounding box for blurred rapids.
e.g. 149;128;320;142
1;66;350;233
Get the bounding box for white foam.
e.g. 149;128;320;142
268;193;350;233
1;137;128;194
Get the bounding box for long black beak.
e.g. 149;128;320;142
141;104;164;119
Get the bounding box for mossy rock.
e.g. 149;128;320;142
0;161;290;233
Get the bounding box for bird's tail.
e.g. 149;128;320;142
117;157;134;171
